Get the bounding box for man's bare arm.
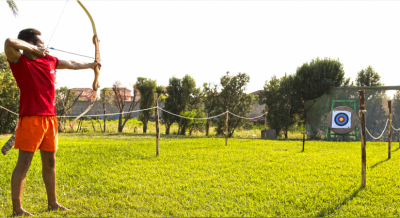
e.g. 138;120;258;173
57;60;101;70
4;38;47;64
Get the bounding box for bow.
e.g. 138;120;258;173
70;0;101;129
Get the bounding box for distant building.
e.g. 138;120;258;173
71;87;140;102
70;88;95;101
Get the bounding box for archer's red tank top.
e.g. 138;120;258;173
8;54;58;117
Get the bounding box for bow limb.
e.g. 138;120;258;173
70;0;101;129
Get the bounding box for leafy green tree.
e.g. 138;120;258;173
180;86;203;135
155;85;165;97
177;75;197;135
161;77;181;135
7;0;18;17
202;82;219;136
161;75;199;135
0;53;19;134
294;57;346;101
136;77;157;134
0;53;11;71
292;57;348;121
259;74;297;138
186;87;203;111
215;72;254;137
356;66;382;87
180;110;206;136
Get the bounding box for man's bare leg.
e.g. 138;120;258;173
11;149;35;216
40;150;68;211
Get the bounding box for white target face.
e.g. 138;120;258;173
332;111;351;128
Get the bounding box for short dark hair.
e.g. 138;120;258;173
18;28;41;44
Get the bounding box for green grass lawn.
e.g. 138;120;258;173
1;133;400;217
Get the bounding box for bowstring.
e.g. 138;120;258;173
46;0;69;72
43;0;69;124
47;0;69;49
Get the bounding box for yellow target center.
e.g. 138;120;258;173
339;117;344;122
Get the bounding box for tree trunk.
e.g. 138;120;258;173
91;118;96;132
96;119;103;132
178;109;186;135
284;101;291;139
178;118;182;135
143;121;147;134
206;119;210;136
118;113;123;133
103;117;106;133
166;124;171;135
103;103;107;133
143;115;148;134
181;124;186;135
284;116;289;139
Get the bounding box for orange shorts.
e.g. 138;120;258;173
14;116;58;152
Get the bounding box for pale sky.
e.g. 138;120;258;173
1;1;400;94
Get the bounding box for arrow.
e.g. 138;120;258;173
49;47;95;59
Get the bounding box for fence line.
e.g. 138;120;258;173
228;112;265;120
158;108;227;120
58;107;157;118
1;104;398;138
392;125;400;132
0;105;158;118
365;118;389;140
0;105;265;120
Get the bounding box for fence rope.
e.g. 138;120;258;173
58;107;157;118
0;105;228;120
359;110;389;140
158;107;227;120
365;119;389;140
1;105;264;120
0;105;158;118
392;125;400;132
228;111;265;120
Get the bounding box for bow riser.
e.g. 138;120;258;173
92;35;100;97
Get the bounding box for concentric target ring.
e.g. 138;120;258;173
334;113;349;126
326;106;359;135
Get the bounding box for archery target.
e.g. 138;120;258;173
332;111;351;128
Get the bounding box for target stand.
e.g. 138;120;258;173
326;100;359;140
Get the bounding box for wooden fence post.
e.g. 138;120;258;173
264;105;268;140
155;93;159;156
359;90;366;188
388;100;392;159
226;106;229;146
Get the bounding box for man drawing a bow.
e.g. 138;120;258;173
4;28;101;216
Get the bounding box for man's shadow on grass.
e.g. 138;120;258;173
314;186;364;217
